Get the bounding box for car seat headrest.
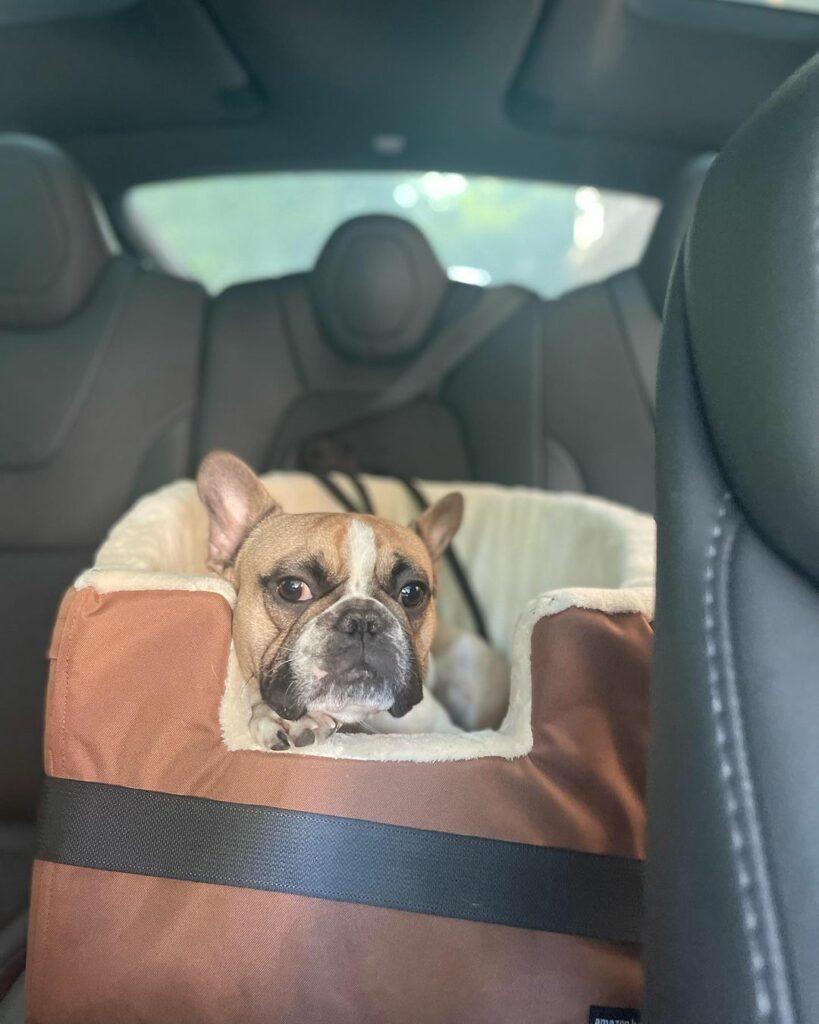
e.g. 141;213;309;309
310;214;447;360
640;153;714;314
0;133;117;328
683;53;819;585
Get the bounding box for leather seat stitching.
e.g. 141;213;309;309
704;492;794;1024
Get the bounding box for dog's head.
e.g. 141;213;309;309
197;452;463;724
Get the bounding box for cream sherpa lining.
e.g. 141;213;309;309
76;473;656;763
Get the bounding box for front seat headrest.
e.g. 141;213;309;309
0;133;117;329
685;56;819;585
310;214;447;360
639;153;714;314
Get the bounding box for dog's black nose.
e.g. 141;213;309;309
336;606;382;637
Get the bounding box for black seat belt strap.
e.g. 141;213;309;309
607;271;662;419
267;285;529;471
37;777;644;944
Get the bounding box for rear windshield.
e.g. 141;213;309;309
125;171;659;298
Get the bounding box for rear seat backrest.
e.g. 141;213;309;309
540;154;713;513
196;214;544;484
0;135;206;819
199;162;710;510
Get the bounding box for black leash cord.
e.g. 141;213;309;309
311;472;375;515
398;477;489;642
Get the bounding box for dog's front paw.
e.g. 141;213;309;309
249;703;291;750
249;704;337;750
287;711;337;748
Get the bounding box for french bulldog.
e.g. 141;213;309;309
197;451;467;749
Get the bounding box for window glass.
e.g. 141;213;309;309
126;171;660;298
718;0;819;11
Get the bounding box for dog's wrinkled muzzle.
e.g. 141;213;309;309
261;597;424;721
324;599;423;715
328;600;398;680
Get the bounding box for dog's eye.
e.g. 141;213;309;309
399;581;428;608
277;578;313;603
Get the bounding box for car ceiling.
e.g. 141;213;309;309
0;0;815;200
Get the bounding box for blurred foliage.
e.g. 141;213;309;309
127;171;659;298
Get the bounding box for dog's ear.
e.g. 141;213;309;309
413;492;463;562
197;451;281;574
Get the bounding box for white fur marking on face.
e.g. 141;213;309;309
345;519;377;597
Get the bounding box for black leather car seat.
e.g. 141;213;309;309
647;56;819;1022
0;135;205;930
539;154;712;512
